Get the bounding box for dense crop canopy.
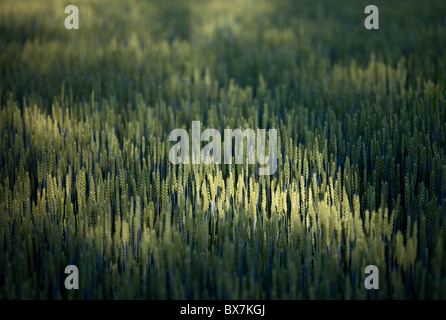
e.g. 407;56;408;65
0;0;445;299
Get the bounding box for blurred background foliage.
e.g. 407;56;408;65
1;0;445;103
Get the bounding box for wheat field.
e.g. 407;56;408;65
0;0;445;299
